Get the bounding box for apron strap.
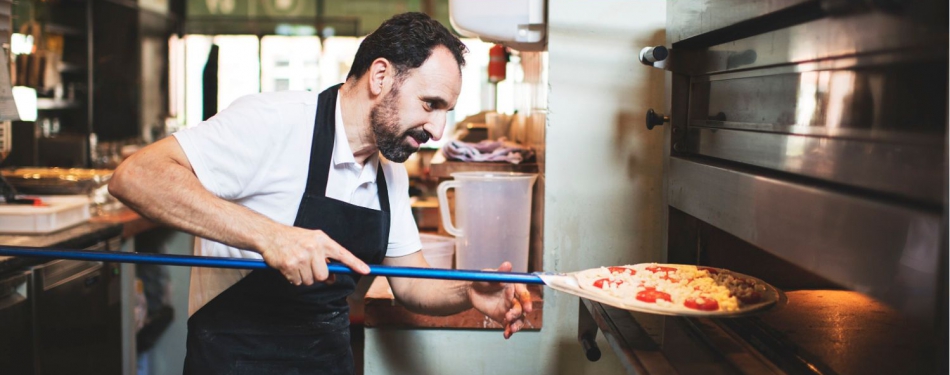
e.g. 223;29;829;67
304;84;341;197
303;83;391;214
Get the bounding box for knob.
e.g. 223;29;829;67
646;108;669;130
639;46;669;65
580;334;601;362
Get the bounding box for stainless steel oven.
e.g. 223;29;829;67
580;1;948;374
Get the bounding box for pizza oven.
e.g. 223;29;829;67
577;1;948;373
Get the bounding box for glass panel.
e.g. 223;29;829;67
260;35;321;92
213;35;260;110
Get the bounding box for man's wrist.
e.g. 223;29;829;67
463;281;478;309
250;222;282;255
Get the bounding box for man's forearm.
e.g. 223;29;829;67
390;277;474;315
109;140;280;253
383;252;476;315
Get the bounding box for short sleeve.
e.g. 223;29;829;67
382;161;422;257
173;94;286;200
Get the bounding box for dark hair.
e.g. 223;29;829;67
346;12;467;81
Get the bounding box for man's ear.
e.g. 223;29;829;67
368;58;391;97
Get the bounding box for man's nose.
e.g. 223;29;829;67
424;112;447;141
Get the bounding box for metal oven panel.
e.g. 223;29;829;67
666;0;816;45
685;127;946;202
669;8;948;75
673;15;949;203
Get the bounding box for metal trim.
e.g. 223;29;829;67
36;260;102;291
668;12;948;76
669;157;943;320
691;47;946;83
666;0;818;45
684;127;946;203
688;120;944;146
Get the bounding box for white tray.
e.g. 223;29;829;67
0;195;91;234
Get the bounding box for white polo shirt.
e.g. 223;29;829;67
173;90;421;315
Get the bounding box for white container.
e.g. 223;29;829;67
0;195;90;234
437;172;537;272
449;0;546;51
420;233;455;269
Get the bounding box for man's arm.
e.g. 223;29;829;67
384;252;533;338
108;137;369;284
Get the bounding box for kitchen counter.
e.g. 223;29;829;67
0;221;124;274
0;206;157;274
362;275;543;330
90;206;159;238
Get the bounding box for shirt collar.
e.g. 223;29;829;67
332;92;379;183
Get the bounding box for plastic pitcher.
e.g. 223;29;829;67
437;172;538;272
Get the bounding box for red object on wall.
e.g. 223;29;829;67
488;44;508;83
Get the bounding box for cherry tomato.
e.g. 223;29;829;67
608;266;636;275
593;278;623;289
636;288;672;303
684;297;720;311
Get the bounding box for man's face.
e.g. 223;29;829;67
370;46;462;162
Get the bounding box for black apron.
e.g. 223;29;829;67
183;84;390;375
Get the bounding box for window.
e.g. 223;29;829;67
178;35;260;128
170;34;521;141
261;36;321;92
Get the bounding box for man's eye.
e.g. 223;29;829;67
424;101;434;110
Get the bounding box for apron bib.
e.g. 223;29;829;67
183;84;390;375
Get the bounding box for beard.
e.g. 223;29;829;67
370;87;429;163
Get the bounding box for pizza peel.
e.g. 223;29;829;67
0;245;782;316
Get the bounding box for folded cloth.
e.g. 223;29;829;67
442;137;535;165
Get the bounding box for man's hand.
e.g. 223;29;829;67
469;262;533;339
260;226;370;286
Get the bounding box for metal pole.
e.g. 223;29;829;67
0;245;547;284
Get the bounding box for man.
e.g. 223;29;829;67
109;12;532;374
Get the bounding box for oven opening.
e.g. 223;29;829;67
646;207;943;375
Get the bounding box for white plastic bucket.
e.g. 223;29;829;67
420;233;455;269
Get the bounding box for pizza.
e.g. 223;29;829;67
574;263;773;314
